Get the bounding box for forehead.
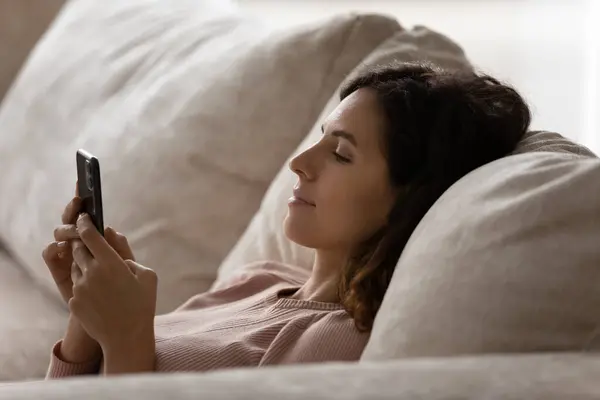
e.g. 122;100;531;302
324;88;385;151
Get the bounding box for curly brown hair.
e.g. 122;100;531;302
337;62;531;332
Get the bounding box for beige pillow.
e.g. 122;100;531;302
0;0;66;105
0;0;400;313
515;130;597;157
362;151;600;360
216;26;475;282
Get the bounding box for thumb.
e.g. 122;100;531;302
105;227;135;261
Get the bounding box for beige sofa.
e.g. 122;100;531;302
1;1;599;398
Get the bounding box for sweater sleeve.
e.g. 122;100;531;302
259;312;370;365
45;340;102;379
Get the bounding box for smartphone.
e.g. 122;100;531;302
76;149;104;236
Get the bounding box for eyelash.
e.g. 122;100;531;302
332;152;351;164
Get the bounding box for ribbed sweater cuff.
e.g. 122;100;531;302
45;340;101;379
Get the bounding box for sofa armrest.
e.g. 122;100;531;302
1;353;598;400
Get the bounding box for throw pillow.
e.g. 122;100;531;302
362;151;600;359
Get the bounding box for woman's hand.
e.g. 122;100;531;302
42;182;140;365
42;193;82;304
56;226;138;365
69;213;157;373
43;184;136;304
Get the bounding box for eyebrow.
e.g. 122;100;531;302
321;124;358;147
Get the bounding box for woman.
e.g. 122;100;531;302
43;62;531;377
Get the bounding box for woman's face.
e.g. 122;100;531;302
284;88;397;253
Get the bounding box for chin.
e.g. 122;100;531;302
283;213;320;249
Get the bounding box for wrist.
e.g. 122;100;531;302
60;316;102;364
101;328;155;375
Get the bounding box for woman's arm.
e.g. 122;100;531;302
46;316;103;379
101;328;156;375
60;315;102;363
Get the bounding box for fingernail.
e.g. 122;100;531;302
57;241;67;248
78;213;87;221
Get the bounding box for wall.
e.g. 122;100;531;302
583;0;599;153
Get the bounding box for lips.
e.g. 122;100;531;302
291;188;315;206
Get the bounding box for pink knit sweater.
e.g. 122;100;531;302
46;261;369;378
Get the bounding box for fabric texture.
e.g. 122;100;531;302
46;261;368;378
514;130;597;157
362;152;600;360
0;0;65;104
0;250;67;382
216;26;475;282
3;354;599;399
0;0;400;314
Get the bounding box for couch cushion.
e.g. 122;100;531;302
215;26;477;282
0;0;400;313
0;0;66;105
0;251;67;382
362;151;600;360
0;354;598;399
515;130;597;157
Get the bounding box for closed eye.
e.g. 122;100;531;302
333;152;351;163
321;124;358;148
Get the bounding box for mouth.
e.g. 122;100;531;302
288;196;316;207
289;189;316;207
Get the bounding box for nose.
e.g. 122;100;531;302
288;147;315;181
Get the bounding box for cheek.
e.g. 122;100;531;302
284;183;385;249
284;162;395;250
318;177;393;244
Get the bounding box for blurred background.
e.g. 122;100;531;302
239;0;600;153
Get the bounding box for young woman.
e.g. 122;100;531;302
43;62;531;377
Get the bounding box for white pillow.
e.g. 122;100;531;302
216;26;475;282
0;0;400;312
362;152;600;360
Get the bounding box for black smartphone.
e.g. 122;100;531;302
76;149;104;236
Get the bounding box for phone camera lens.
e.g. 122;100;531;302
85;161;93;190
86;174;93;191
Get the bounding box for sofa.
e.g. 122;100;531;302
0;0;599;398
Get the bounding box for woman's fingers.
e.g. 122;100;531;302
105;227;135;261
54;224;80;241
125;260;157;284
76;214;123;268
42;242;59;263
71;261;82;284
62;196;82;225
42;241;70;263
71;239;94;272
